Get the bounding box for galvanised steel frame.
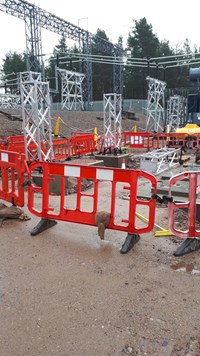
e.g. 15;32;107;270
140;147;181;175
57;68;84;111
0;94;20;108
167;95;187;131
20;71;53;161
146;76;166;132
0;0;124;108
103;93;122;149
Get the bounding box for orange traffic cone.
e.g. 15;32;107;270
121;158;126;169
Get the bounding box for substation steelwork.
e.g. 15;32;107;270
140;147;181;175
103;93;122;149
167;95;187;131
0;0;123;108
0;94;20;109
146;76;166;132
57;68;85;111
20;71;53;162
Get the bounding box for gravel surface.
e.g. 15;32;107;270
0;109;146;138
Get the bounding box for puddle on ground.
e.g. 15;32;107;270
170;261;199;273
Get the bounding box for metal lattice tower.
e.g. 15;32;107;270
57;68;84;110
20;71;53;161
113;58;124;95
25;5;43;72
0;0;124;107
146;76;166;132
167;95;187;131
79;34;93;109
103;93;122;149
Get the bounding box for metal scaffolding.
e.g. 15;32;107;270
146;77;166;132
20;71;53;162
25;6;43;72
167;95;187;131
113;57;124;95
79;35;93;109
103;93;122;149
57;68;84;111
0;94;20;109
140;147;181;175
0;0;124;107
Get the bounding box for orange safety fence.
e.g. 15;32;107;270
2;132;200;161
0;134;96;161
168;171;200;239
27;162;157;235
0;150;27;207
70;134;96;156
122;132;200;150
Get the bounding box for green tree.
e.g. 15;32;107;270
125;18;176;98
92;28;113;100
45;33;70;100
128;18;160;59
45;35;80;99
183;38;192;54
1;51;27;93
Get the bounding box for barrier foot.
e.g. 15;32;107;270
174;238;200;257
31;218;57;236
120;233;140;254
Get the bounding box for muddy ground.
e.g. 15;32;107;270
1;111;200;355
0;109;145;138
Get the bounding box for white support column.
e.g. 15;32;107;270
167;95;187;131
20;71;53;162
57;68;84;111
103;93;122;149
146;77;166;132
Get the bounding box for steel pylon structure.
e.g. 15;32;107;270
0;0;124;108
20;71;53;162
57;68;84;111
167;95;187;131
103;93;122;149
146;76;166;132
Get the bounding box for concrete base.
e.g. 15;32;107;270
32;157;104;195
94;153;129;168
153;186;188;198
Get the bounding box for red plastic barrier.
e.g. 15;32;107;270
27;162;157;235
52;138;70;160
122;132;200;150
2;134;96;161
168;171;200;238
70;134;96;156
0;150;27;207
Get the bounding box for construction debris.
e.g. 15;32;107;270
95;211;111;240
0;203;30;226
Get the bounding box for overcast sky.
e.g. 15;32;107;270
0;0;199;65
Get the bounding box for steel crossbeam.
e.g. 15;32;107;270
57;68;84;111
103;93;122;149
20;71;53;161
140;147;181;175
